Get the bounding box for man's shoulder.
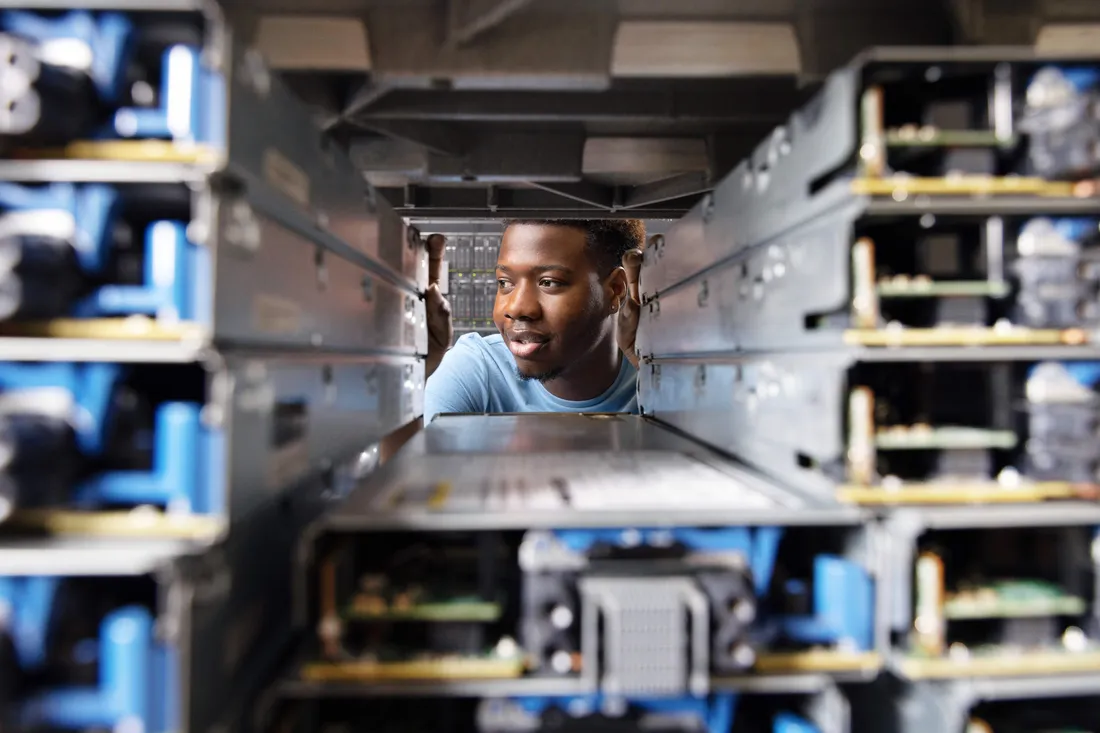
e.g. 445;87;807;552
452;331;509;362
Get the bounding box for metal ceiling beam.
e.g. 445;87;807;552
350;132;587;182
351;79;803;124
385;184;698;219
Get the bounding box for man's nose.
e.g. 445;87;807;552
504;281;541;321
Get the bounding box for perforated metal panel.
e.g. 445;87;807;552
579;576;710;697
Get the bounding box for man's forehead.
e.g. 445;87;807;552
500;223;588;263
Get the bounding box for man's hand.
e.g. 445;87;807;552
616;235;654;369
425;233;453;378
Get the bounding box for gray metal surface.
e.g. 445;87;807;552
323;414;863;531
804;684;853;733
219;32;424;290
638;58;859;298
209;197;426;355
0;538;201;575
272;670;835;700
217;353;423;523
639;199;860;356
0;160;213;183
638;358;848;498
185;482;334;733
0;337;209;363
639;197;1100;356
892;676;1100;733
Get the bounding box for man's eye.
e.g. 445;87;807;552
497;279;510;289
539;279;561;288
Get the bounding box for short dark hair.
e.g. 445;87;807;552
503;219;645;275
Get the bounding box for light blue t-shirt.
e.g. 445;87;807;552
424;333;638;422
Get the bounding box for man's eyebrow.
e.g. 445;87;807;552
496;264;574;275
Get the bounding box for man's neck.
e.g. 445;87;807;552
542;333;622;402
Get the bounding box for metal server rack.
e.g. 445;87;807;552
0;3;427;733
638;49;1100;732
412;220;503;343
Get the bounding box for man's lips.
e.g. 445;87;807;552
506;332;549;359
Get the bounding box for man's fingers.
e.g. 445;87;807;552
622;248;644;305
426;234;447;287
426;233;447;259
426;282;451;315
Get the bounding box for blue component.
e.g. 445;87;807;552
0;182;119;273
512;694;737;733
1034;361;1100;389
0;11;226;146
0;363;218;515
0;362;121;454
72;221;200;322
1049;67;1100;93
0;577;176;732
0;576;59;668
0;183;208;324
0;10;134;101
1049;217;1100;243
552;527;784;596
779;556;874;652
105;44;225;145
76;401;209;514
774;713;820;733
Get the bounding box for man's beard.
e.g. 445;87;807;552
515;366;565;383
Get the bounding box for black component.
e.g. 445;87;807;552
0;411;78;518
0;32;99;148
0;233;83;321
0;411;75;472
697;569;756;674
520;571;579;676
99;383;156;473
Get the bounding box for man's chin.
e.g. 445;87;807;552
515;364;565;383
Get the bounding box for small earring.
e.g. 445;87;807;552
611;301;619;314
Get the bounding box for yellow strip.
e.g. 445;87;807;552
752;650;882;674
14;140;220;165
850;176;1080;197
0;318;205;342
300;657;525;682
8;510;224;540
427;482;452;510
900;650;1100;679
838;482;1085;505
843;327;1085;347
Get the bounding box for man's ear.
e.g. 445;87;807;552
606;266;629;312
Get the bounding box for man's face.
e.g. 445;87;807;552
493;224;622;381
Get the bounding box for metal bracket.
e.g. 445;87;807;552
881;510;927;636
